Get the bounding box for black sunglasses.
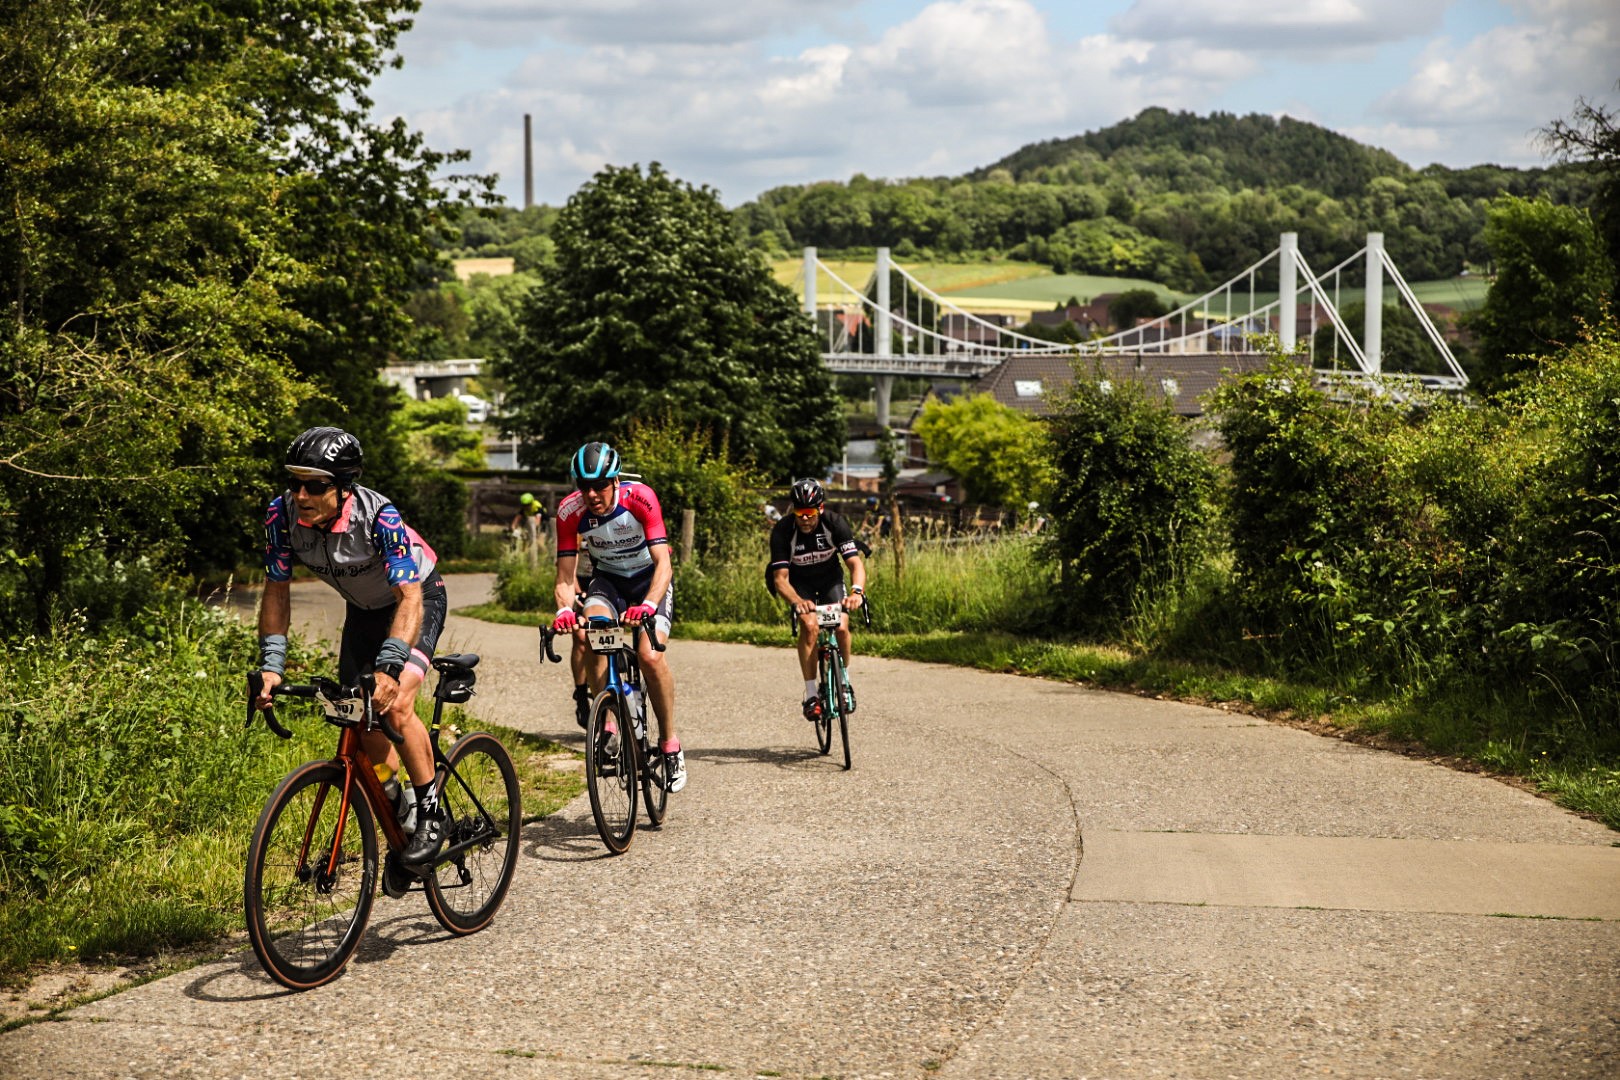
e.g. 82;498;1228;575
289;478;335;496
579;478;615;493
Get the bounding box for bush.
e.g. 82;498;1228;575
622;418;762;565
0;593;328;975
495;549;554;611
1044;362;1220;633
392;469;470;559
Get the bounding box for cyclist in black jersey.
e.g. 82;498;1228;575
768;477;867;721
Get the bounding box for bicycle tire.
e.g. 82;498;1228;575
814;646;834;755
244;761;377;991
830;649;852;770
424;732;521;935
639;697;668;827
586;692;636;853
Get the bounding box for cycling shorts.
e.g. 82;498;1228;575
797;581;848;607
338;571;447;684
582;572;673;639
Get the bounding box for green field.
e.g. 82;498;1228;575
774;257;1487;315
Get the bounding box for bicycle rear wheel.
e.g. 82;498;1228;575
586;692;636;853
244;761;377;990
814;646;834;755
424;732;521;935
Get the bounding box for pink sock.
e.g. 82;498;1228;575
661;739;680;754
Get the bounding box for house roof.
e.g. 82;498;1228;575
971;352;1291;416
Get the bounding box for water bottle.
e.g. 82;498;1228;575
382;774;418;834
624;683;645;738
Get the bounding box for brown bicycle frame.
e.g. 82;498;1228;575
296;724;412;881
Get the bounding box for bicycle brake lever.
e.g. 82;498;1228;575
362;672;407;746
246;672;262;729
246;672;294;739
632;621;667;653
539;625;562;664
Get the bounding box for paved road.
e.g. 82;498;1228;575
4;575;1618;1078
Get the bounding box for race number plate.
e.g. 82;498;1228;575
815;605;844;628
586;627;627;653
318;691;363;723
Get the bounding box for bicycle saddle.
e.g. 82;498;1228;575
432;653;480;673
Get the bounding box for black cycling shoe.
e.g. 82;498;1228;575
802;696;822;722
573;685;590;730
400;803;447;866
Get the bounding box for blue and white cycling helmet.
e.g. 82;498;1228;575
570;441;621;488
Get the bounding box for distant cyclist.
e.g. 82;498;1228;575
550;442;685;792
254;427;450;865
768;478;867;721
510;492;547;548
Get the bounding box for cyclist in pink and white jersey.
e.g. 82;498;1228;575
551;441;685;792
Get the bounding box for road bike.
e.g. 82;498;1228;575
242;654;520;990
794;600;871;771
540;619;668;854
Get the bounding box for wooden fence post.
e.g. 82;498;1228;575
680;509;695;564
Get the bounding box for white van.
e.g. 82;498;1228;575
458;393;491;423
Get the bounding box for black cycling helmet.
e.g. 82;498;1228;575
286;426;363;488
570;441;621;488
790;477;825;511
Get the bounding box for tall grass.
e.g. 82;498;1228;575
0;590;579;985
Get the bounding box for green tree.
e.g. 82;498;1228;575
0;2;307;627
1044;366;1219;631
0;0;490;622
1311;302;1438;374
1109;288;1171;330
1472;195;1615;392
1542;89;1620;308
913;394;1054;507
500;163;843;480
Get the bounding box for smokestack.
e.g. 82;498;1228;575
523;114;534;209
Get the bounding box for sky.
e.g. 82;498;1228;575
371;0;1620;208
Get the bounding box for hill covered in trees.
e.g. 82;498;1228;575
734;107;1599;290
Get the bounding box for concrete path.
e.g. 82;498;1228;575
4;574;1617;1078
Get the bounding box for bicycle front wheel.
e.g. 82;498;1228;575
814;646;834;755
640;713;669;828
586;692;636;854
830;650;852;770
424;732;521;935
244;761;377;991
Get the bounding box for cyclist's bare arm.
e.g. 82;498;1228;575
255;580;292;707
554;553;580;613
843;555;867;609
638;545;673;628
774;567;815;615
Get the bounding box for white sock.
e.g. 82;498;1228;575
804;679;817;700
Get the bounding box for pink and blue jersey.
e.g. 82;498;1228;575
265;484;438;610
556;480;668;589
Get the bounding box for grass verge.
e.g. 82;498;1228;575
456;602;1620;832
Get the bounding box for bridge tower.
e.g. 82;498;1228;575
874;247;894;428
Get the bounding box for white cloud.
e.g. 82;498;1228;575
1111;0;1450;50
407;0;861;49
380;0;1620;204
1373;0;1620;166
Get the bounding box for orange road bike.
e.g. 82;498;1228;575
242;655;519;990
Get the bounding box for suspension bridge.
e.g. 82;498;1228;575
801;232;1468;425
